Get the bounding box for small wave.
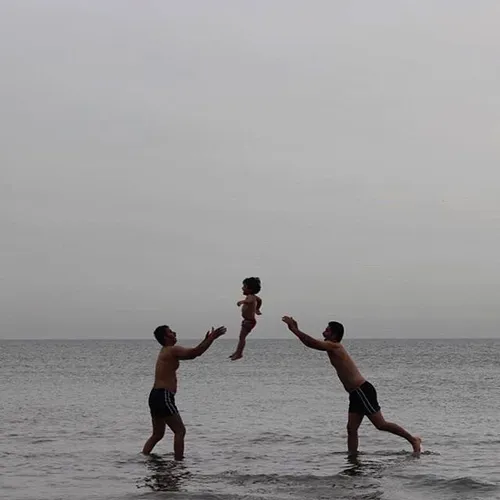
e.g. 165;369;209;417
193;470;383;500
327;449;439;457
369;449;439;457
248;432;316;445
221;470;325;484
402;473;499;494
213;470;374;486
469;439;500;446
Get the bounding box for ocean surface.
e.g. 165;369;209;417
1;338;499;500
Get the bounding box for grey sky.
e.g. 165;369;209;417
2;1;499;339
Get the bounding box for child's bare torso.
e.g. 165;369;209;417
241;294;261;320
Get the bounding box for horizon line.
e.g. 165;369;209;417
0;336;497;341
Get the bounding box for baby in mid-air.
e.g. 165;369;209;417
229;277;262;361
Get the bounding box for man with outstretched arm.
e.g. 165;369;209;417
142;324;226;459
281;316;421;456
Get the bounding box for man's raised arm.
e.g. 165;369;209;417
281;316;337;352
172;326;226;360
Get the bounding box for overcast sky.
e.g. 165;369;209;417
2;1;499;339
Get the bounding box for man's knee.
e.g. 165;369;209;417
175;423;186;437
152;429;165;441
373;419;388;431
346;423;358;435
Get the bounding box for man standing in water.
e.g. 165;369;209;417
142;324;226;459
281;316;421;456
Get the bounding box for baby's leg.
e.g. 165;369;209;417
230;321;255;360
230;331;249;360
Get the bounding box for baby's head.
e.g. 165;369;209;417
242;277;261;295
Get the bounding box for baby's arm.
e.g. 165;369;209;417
237;295;257;307
256;296;262;315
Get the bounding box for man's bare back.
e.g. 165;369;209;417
326;344;366;392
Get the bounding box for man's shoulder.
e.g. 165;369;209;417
165;344;188;356
325;340;343;352
159;346;177;357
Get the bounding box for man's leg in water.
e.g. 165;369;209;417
346;412;364;456
368;411;421;454
142;417;166;455
165;413;186;461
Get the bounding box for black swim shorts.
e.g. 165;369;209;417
241;318;257;333
148;388;179;418
348;381;381;416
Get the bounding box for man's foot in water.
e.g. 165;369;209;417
411;436;422;456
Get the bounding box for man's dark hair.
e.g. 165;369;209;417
243;277;261;294
153;325;168;346
328;321;344;341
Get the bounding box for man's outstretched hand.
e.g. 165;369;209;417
206;326;227;340
282;316;299;332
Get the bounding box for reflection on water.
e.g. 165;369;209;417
341;454;364;477
338;455;385;499
137;454;191;492
340;454;387;479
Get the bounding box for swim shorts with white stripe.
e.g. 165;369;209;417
348;381;381;416
148;388;179;417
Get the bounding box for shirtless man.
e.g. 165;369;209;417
281;316;421;456
142;324;226;459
